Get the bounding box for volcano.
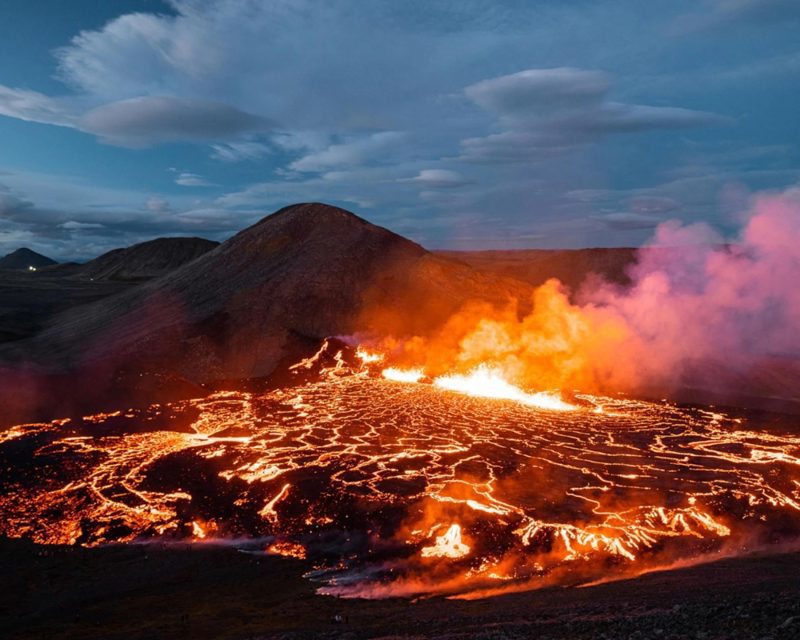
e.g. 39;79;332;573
1;202;799;610
1;203;530;382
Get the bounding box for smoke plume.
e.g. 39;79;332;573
393;188;800;399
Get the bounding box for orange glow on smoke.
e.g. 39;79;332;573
362;278;638;413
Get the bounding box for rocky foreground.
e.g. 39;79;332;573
2;538;798;639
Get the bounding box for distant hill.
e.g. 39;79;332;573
0;248;57;271
437;247;638;293
5;203;531;381
79;237;219;281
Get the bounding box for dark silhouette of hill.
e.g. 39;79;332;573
78;237;219;281
0;248;57;271
0;239;216;348
2;203;531;386
0;271;131;344
438;247;638;293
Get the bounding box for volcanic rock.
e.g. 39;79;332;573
0;248;57;271
78;237;219;281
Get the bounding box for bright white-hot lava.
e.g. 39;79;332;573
355;347;384;364
421;524;470;559
381;361;574;411
382;367;425;383
432;364;574;411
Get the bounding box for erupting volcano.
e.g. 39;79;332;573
4;4;800;636
2;196;800;607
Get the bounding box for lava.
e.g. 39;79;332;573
382;367;425;383
432;364;574;411
1;347;799;599
421;524;470;559
268;540;307;559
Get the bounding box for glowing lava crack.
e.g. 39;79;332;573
1;354;799;599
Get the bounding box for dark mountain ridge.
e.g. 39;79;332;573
1;203;531;383
0;248;57;271
78;236;219;281
2;203;797;426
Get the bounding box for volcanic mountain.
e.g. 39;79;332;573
0;248;57;271
3;203;531;383
78;237;219;281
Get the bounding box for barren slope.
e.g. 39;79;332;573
438;247;637;293
78;237;219;281
1;203;531;381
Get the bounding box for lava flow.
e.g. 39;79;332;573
1;342;799;599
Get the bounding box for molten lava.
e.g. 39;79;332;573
1;342;799;599
432;364;574;411
421;524;470;559
382;367;425;383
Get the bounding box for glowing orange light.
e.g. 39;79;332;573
421;524;470;559
382;367;425;383
433;365;574;411
355;347;384;364
267;540;307;559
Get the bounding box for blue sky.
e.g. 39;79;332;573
0;0;798;260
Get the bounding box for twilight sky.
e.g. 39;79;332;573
0;0;798;260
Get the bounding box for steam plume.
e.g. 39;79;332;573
395;188;800;398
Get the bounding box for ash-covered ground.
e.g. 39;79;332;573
2;537;799;639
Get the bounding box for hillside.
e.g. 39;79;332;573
0;248;57;271
2;203;532;382
438;247;638;293
78;237;219;281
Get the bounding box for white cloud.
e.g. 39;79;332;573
465;68;611;121
398;169;470;188
0;85;78;129
289;132;406;173
210;141;271;162
459;68;725;163
80;96;270;146
0;87;271;147
60;220;105;230
175;172;215;187
145;196;171;213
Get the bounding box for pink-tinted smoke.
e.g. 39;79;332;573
391;188;800;402
584;188;800;391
